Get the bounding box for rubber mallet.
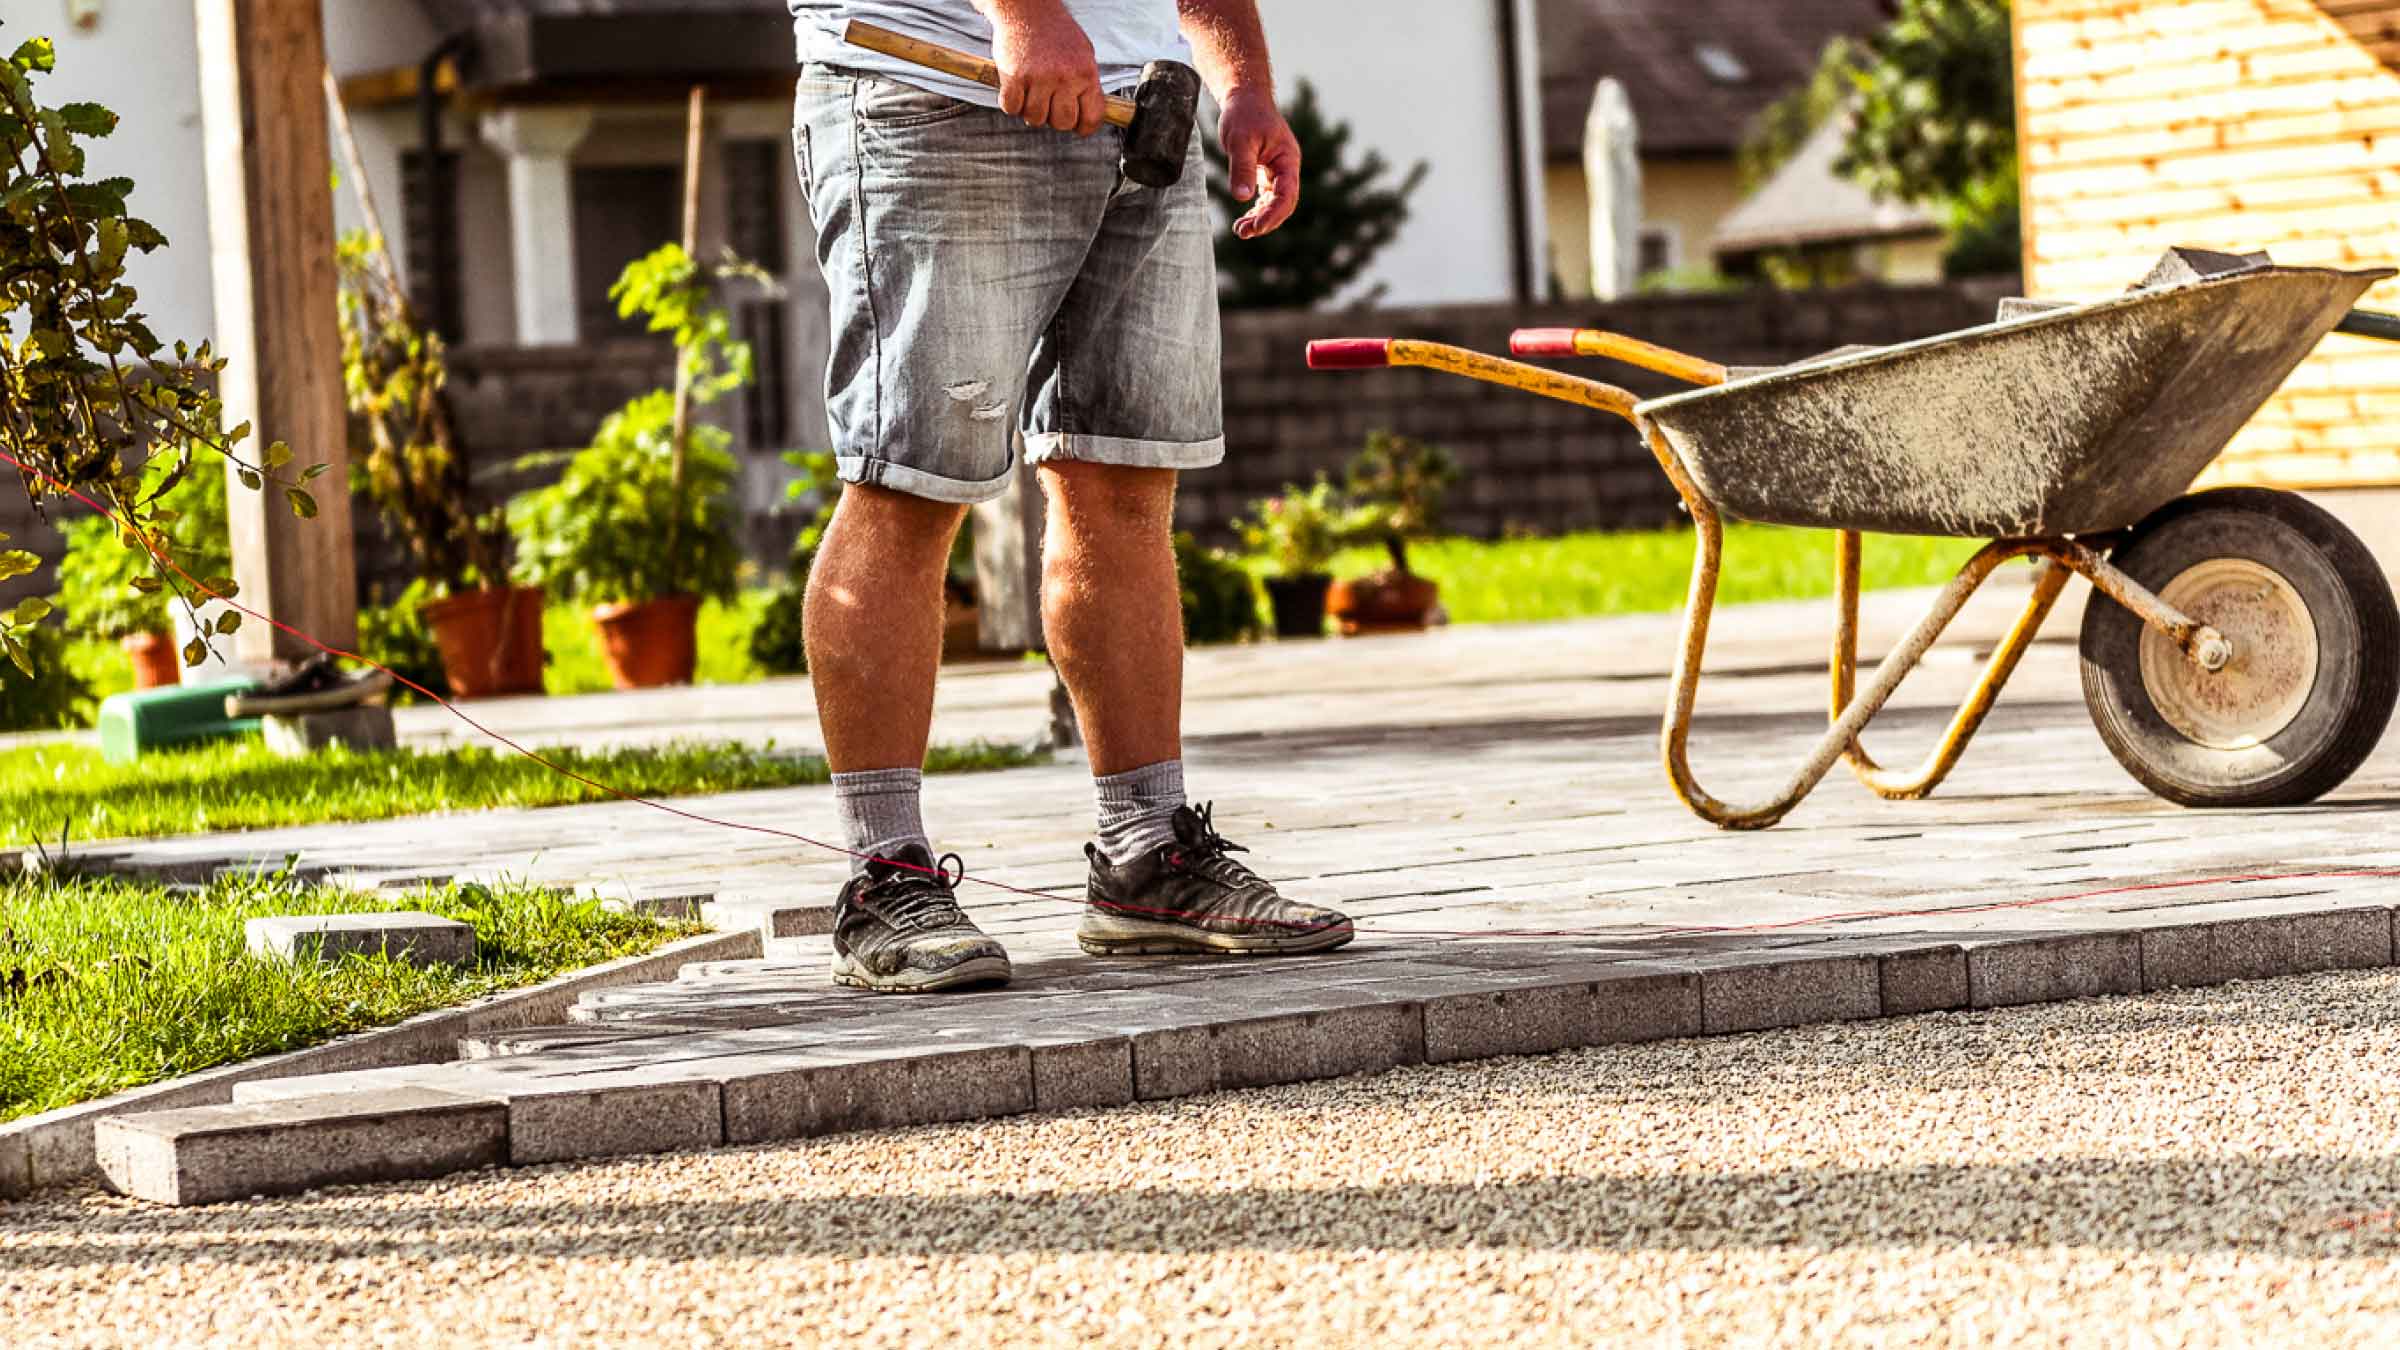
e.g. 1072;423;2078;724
842;20;1202;188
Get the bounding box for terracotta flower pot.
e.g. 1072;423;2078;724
121;630;182;689
424;586;547;699
1263;573;1334;640
1326;570;1441;636
591;594;701;690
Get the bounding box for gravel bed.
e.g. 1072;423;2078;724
11;969;2400;1347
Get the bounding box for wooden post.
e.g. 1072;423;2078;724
194;0;357;661
667;84;707;555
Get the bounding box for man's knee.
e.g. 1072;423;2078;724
1039;462;1177;538
826;482;970;560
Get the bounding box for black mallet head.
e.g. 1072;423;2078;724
1123;60;1203;189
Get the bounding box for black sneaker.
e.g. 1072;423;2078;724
1079;804;1354;956
832;845;1013;993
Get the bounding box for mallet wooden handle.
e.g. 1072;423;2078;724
843;20;1139;128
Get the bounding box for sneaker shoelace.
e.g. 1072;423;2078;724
1165;803;1263;889
863;852;972;933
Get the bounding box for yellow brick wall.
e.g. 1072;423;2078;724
2019;0;2400;487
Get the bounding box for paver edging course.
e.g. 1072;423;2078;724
0;927;761;1200
60;906;2400;1207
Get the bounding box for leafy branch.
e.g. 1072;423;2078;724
0;26;323;674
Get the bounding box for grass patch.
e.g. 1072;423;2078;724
0;871;695;1122
0;738;1040;849
1294;524;1987;627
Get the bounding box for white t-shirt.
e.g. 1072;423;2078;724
789;2;1191;105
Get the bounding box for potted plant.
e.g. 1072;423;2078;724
1327;431;1459;636
335;227;540;699
1236;478;1350;639
50;457;236;688
508;392;742;688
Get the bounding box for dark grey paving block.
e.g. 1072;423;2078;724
94;1089;506;1206
1880;945;1970;1017
1131;1002;1423;1101
505;1080;723;1166
0;1129;29;1200
458;1025;713;1060
1029;1036;1134;1112
1967;932;2143;1009
1423;981;1596;1064
245;912;476;968
721;1046;1032;1144
1592;968;1704;1044
1701;955;1880;1035
2293;908;2394;973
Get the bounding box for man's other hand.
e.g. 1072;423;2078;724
991;2;1105;136
1220;88;1299;239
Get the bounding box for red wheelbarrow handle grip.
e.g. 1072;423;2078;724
1306;338;1394;370
1510;328;1582;357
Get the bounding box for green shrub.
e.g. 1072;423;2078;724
357;580;450;703
0;625;93;731
749;585;809;675
51;463;235;641
508;391;743;607
1235;477;1357;578
1177;532;1261;645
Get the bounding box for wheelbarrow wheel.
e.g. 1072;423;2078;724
2079;487;2399;808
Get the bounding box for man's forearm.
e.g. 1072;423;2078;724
1175;0;1274;102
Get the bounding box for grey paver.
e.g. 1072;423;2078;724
1422;980;1596;1064
1967;932;2145;1008
1879;945;1971;1016
1592;967;1705;1044
1701;955;1881;1035
1027;1035;1135;1111
721;1045;1033;1144
94;1089;506;1205
1134;1003;1423;1100
245;912;476;967
0;1129;28;1198
2293;908;2393;973
502;1080;723;1165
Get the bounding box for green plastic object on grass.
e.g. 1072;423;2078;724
96;677;263;765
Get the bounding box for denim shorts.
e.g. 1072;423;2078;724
793;66;1225;504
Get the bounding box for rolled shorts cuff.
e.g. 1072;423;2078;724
1022;432;1226;472
835;452;1019;506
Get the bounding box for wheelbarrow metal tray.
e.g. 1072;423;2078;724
1636;266;2392;538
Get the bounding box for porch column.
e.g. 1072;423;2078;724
479;107;595;346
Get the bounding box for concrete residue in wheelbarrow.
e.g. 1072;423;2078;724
1636;267;2390;539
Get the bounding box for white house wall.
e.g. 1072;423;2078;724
1254;0;1519;306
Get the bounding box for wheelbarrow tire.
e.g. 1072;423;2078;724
2079;487;2399;808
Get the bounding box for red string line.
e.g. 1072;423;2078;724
7;446;2395;942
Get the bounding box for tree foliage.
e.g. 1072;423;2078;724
0;25;321;676
1207;81;1427;310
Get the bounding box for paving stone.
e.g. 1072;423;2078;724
1027;1035;1135;1112
0;1128;29;1199
702;900;836;938
245;912;475;968
2143;916;2306;991
458;1025;709;1060
721;1045;1033;1144
1422;980;1597;1064
1701;955;1881;1035
1879;945;1971;1016
1967;932;2144;1009
1133;1002;1423;1100
1592;967;1704;1044
501;1079;722;1166
2293;908;2393;973
94;1089;506;1206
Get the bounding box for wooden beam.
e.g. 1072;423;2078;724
194;0;358;661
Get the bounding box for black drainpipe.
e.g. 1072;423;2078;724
418;31;474;337
1495;0;1534;303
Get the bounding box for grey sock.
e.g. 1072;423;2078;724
833;767;929;876
1094;759;1186;865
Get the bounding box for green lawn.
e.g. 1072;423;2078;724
0;871;696;1122
0;737;1039;849
1304;523;1987;627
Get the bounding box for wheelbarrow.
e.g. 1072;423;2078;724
1307;249;2400;830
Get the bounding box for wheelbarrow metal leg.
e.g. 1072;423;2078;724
2054;540;2234;671
1831;532;2074;800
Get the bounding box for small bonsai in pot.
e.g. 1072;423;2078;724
1327;431;1459;636
1236;478;1351;639
336;227;538;698
50;462;234;689
507;391;742;689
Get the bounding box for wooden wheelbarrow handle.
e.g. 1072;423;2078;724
842;20;1140;128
